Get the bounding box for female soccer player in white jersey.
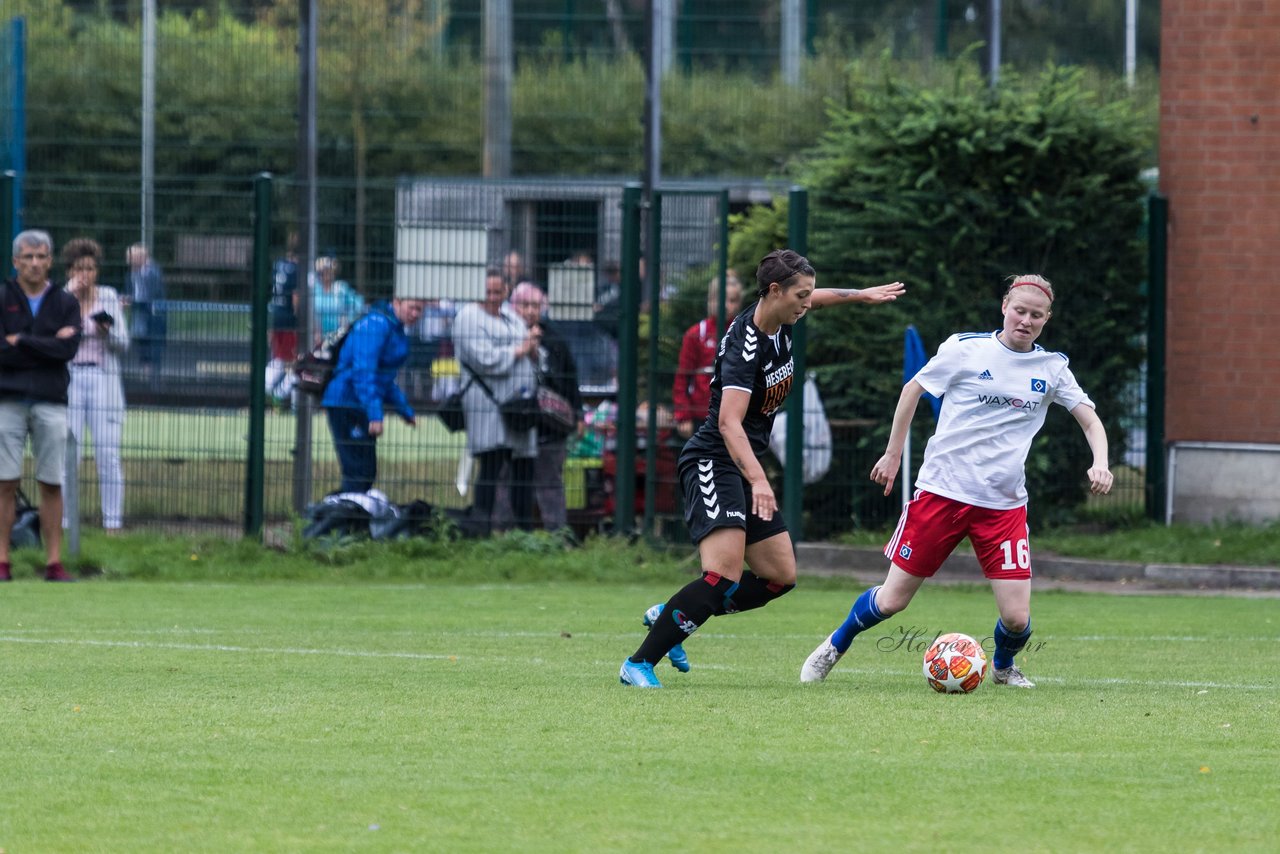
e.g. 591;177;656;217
619;249;905;688
801;274;1113;688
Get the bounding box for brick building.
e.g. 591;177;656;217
1159;0;1280;523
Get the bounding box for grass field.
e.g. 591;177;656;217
64;406;473;519
3;564;1277;852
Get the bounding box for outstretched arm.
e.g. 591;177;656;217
810;281;905;309
1071;403;1113;495
870;380;927;497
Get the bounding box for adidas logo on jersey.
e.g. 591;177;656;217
977;369;994;380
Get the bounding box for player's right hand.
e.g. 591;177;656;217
870;454;900;496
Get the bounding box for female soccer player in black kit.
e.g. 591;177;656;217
620;249;905;687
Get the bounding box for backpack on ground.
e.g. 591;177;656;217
11;488;41;549
294;324;354;397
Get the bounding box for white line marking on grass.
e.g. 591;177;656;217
2;627;243;636
1056;635;1279;643
0;636;457;661
1031;675;1276;691
4;636;1273;691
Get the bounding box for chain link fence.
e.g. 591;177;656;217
4;3;1155;542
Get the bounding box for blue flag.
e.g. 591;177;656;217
904;325;941;419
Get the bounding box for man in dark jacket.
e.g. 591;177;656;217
0;230;82;581
124;242;166;382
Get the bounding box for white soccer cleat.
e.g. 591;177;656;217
992;665;1036;688
801;633;845;683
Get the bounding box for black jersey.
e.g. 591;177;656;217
679;300;796;464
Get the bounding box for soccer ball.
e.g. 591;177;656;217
922;632;988;694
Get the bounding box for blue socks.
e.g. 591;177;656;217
830;586;887;653
993;618;1032;670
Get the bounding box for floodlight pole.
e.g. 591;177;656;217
483;0;512;178
781;0;802;85
988;0;1002;88
636;0;667;536
1125;0;1137;88
643;1;666;201
141;0;155;252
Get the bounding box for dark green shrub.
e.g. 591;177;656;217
732;62;1149;531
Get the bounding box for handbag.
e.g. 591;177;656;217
535;385;577;438
498;392;541;433
434;379;472;433
439;367;537;434
445;360;567;436
294;324;354;397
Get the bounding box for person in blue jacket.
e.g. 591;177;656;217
322;297;426;494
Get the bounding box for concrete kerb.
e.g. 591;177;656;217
795;543;1280;592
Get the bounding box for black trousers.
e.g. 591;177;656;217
471;449;535;536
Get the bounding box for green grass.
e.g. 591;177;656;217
2;538;1278;852
63;406;471;519
119;407;453;463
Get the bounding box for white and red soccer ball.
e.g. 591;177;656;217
922;632;988;694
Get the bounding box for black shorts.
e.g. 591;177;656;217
679;454;788;546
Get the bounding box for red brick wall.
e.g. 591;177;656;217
1160;0;1280;442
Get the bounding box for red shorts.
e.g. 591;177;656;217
883;491;1032;580
269;329;299;362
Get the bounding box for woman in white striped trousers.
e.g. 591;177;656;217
62;238;129;533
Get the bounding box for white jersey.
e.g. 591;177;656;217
913;331;1094;510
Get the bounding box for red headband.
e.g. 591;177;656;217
1009;280;1053;302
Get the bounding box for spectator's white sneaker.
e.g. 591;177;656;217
801;634;844;683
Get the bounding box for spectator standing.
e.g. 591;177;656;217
511;282;584;532
593;261;622;340
320;297;425;494
310;256;363;340
409;298;457;403
501;249;527;288
266;233;300;406
452;270;540;536
672;273;744;439
0;230;83;581
62;238;130;534
124;243;166;382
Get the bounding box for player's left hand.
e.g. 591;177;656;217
1087;466;1113;495
750;480;778;522
859;281;906;303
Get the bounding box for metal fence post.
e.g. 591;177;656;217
614;183;643;535
641;191;663;538
1;171;14;274
64;427;79;556
1145;193;1167;523
3;18;25;239
244;172;272;538
783;186;808;541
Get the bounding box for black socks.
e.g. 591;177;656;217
630;571;795;665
